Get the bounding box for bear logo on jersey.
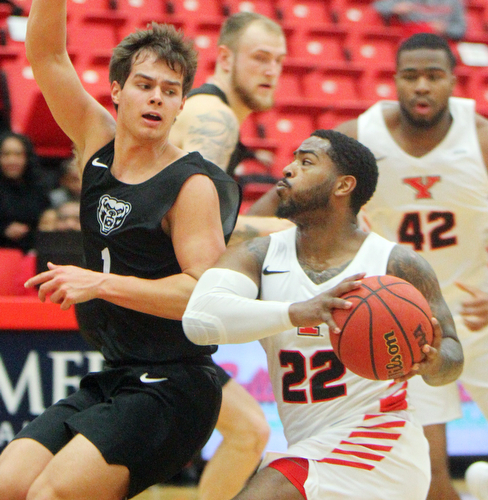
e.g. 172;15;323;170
97;195;132;235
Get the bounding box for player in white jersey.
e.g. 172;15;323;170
336;32;488;500
183;129;464;500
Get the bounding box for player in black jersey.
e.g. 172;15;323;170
169;13;290;500
0;3;240;500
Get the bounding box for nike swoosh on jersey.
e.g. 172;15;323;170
263;266;290;275
374;155;387;162
140;373;169;383
92;157;108;168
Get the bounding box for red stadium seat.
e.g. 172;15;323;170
275;66;306;104
0;249;34;296
277;0;337;26
286;26;348;64
339;0;386;27
362;68;396;102
229;0;277;19
347;32;400;66
302;66;364;104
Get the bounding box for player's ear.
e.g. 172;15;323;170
178;96;187;114
217;45;234;72
111;81;121;106
335;175;356;197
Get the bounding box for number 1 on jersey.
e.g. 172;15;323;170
101;247;111;273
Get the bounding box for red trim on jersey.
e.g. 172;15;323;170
268;457;309;499
331;448;385;462
319;458;375;471
362;420;406;429
340;440;393;452
349;431;401;440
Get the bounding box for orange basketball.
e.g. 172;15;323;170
331;275;434;380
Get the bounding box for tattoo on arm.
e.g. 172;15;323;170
387;245;456;340
187;111;239;169
388;245;463;383
228;223;261;246
245;236;271;271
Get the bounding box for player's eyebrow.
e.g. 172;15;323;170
399;66;447;73
294;148;319;158
133;72;182;87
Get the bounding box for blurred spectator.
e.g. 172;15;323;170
49;155;81;208
0;132;50;253
373;0;467;40
38;200;81;232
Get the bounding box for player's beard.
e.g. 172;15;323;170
276;179;335;220
399;102;448;129
231;65;274;112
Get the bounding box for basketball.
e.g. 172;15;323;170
330;275;434;380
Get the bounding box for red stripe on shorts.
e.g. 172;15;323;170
361;420;406;429
340;440;393;452
331;448;385;462
349;431;401;440
268;457;309;499
319;458;375;471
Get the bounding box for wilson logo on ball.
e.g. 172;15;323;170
384;330;405;378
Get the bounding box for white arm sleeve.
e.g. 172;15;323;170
183;268;294;345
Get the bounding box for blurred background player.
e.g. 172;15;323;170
335;32;488;500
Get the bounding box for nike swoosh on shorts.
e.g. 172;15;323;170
139;373;169;383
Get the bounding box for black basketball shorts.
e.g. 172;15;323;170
214;362;231;386
14;359;221;498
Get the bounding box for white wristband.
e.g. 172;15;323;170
183;268;294;345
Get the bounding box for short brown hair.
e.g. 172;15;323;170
109;22;198;97
217;12;284;52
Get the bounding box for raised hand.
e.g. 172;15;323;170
288;272;365;333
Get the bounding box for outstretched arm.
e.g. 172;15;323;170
26;0;115;165
183;237;363;345
387;244;463;386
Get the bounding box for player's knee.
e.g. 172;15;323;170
0;478;28;500
220;411;270;454
26;475;64;500
0;466;32;500
248;416;271;454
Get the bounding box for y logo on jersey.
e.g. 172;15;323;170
403;176;441;199
97;195;132;235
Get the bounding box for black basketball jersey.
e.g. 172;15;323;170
187;83;249;176
80;140;241;365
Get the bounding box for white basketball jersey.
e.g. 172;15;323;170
259;228;412;448
358;98;488;316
